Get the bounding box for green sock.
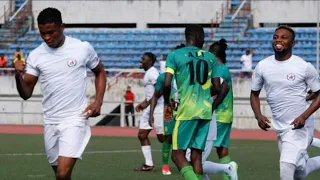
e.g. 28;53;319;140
180;166;198;180
162;142;171;165
220;156;232;180
196;173;203;180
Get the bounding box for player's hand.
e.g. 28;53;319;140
256;114;271;131
291;116;306;130
13;60;26;74
135;102;148;112
135;104;143;112
149;115;154;127
164;106;173;122
84;101;102;119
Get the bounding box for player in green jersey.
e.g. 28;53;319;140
202;39;238;180
149;44;184;176
163;24;228;180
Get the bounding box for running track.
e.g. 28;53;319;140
0;125;319;140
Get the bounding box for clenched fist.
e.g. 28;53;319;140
14;60;26;74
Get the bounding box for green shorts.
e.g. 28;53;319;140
172;119;210;151
214;121;232;148
164;116;176;135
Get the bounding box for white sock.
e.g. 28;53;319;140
203;161;230;174
203;174;210;180
141;145;153;166
311;138;320;148
294;156;320;179
280;162;295;180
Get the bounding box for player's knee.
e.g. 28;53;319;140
191;148;202;161
56;170;71;180
137;131;147;140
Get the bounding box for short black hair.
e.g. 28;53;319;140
143;52;157;65
174;43;185;50
37;7;62;25
185;24;204;40
209;38;228;64
275;25;295;41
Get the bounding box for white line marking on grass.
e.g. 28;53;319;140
0;146;264;156
0;150;161;156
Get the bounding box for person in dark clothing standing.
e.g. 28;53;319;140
125;86;135;127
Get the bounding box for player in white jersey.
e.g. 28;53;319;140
251;25;320;180
13;8;106;180
134;52;164;172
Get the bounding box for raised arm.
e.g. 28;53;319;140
14;60;38;100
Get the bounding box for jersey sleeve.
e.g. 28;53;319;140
85;42;100;69
251;62;264;91
165;51;176;75
155;74;165;91
305;63;320;92
26;54;40;77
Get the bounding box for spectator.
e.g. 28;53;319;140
240;48;253;78
0;54;8;75
124;86;135;127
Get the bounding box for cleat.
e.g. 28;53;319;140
227;161;238;180
134;164;156;172
162;165;171;175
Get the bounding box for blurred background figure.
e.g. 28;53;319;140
124;86;136;127
240;48;253;78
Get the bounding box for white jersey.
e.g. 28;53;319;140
251;55;320;131
159;60;166;73
26;36;100;124
143;66;164;108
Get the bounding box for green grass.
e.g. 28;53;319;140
0;134;319;180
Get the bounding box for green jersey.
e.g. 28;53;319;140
166;46;220;121
155;73;179;103
215;64;233;123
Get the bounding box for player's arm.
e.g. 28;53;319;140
291;64;320;129
91;63;107;106
212;78;229;112
84;43;107;118
14;57;38;100
250;63;271;131
15;73;38;100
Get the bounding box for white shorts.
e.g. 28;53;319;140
44;120;91;166
277;126;313;170
139;106;164;134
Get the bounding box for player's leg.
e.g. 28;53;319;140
278;128;312;180
125;106;130;127
190;120;210;179
294;129;320;179
57;121;91;180
130;106;136;127
215;122;233;180
162;117;175;175
135;110;155;171
44;124;60;176
154;106;165;143
311;137;320;148
172;120;199;180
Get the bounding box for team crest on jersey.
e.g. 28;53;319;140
67;59;77;67
287;73;295;81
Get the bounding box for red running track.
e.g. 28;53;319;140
1;125;319;140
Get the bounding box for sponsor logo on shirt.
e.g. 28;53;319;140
67;59;77;67
287;73;296;81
